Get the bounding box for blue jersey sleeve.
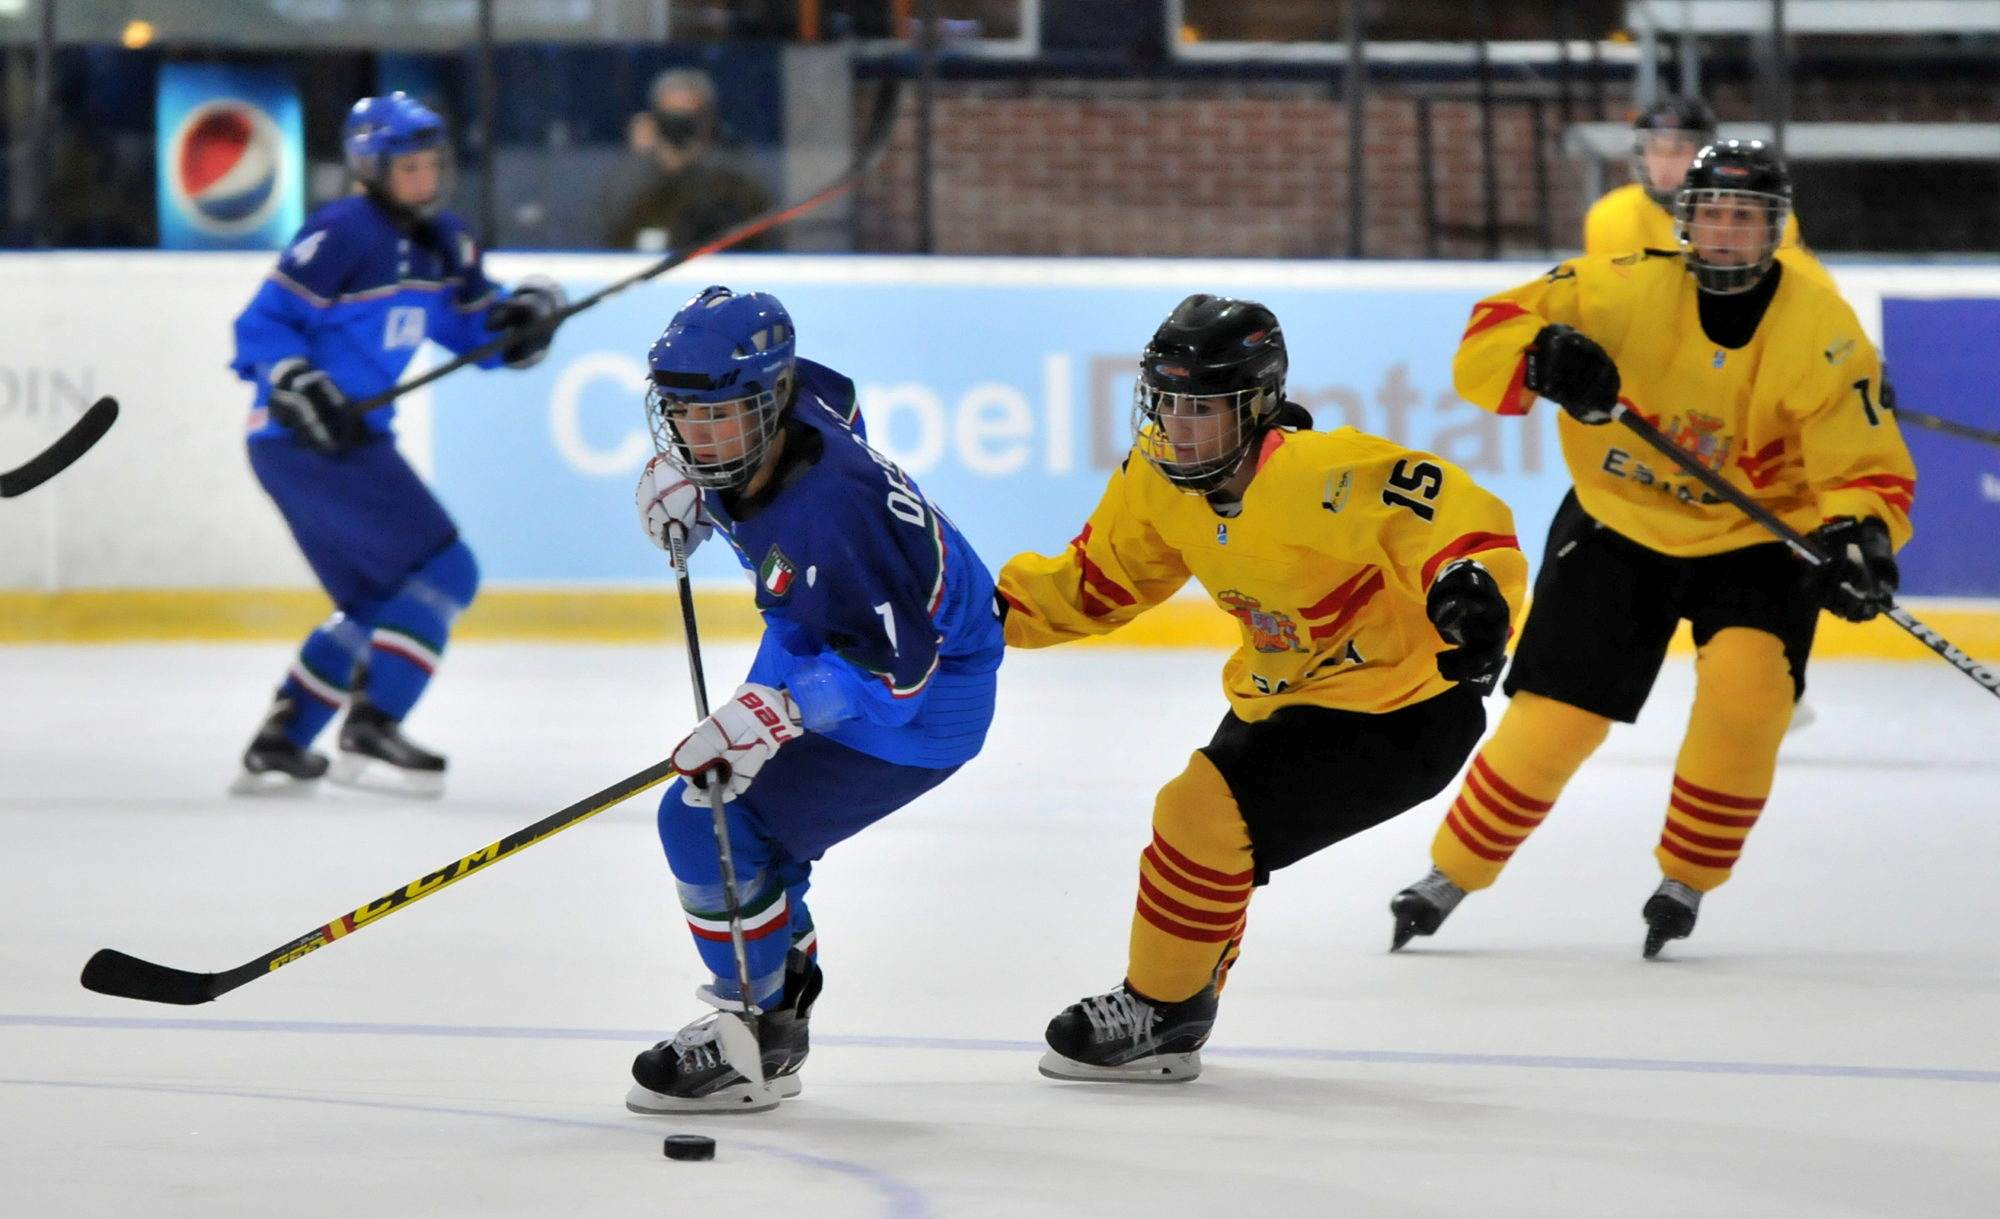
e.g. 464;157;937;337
420;216;510;368
776;502;947;734
230;216;360;388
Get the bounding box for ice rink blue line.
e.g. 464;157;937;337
0;1076;931;1219
8;1013;1999;1085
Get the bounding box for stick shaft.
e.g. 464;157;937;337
82;755;679;1004
667;526;763;1017
1613;403;2000;702
346;81;903;417
1889;404;2000;450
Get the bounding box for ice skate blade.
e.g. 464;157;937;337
329;753;445;799
228;769;322;797
624;1074;799;1115
1037;1048;1201;1083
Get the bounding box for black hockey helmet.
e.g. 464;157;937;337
1132;294;1288;492
1675;139;1793;295
1630;95;1717;205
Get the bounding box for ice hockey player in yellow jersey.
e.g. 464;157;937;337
1584;96;1830;289
1390;140;1915;959
999;295;1527;1081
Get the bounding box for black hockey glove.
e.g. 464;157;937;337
268;359;365;456
1427;559;1511;691
1524;323;1620;425
1806;516;1898;623
486;275;567;369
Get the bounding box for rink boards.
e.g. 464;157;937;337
0;252;1995;654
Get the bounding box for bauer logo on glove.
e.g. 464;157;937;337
671;684;803;804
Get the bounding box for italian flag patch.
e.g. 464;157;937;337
758;544;797;598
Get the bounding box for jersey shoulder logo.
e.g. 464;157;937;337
1322;469;1354;514
383;306;427;351
1824;337;1856;366
288;230;328;266
758;544;797;599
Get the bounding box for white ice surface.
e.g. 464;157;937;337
3;643;1998;1217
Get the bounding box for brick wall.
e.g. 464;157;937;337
854;76;2000;257
856;81;1593;258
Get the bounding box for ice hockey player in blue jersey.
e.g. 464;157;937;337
229;93;567;797
624;285;1004;1114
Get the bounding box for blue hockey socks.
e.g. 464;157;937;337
363;540;478;722
277;613;369;747
658;782;804;1007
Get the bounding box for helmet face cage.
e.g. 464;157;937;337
1131;379;1273;492
1675;187;1790;294
644;374;790;491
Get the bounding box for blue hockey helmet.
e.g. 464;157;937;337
644;286;798;489
343;93;448;212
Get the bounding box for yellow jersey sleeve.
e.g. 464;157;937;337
1451;258;1606;418
997;455;1192;647
1335;445;1530;617
1781;304;1917;548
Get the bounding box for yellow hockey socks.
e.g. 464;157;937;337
1657;628;1792;892
1127;751;1255;1003
1430;691;1610;891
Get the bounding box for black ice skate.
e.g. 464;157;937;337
626;950;823;1115
1389;867;1466;951
1642;879;1702;959
1039;982;1216;1083
229;695;330;795
330;697;445;798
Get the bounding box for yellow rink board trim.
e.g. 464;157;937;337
2;587;1998;663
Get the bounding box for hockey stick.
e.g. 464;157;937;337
0;395;118;498
1613;402;2000;702
665;523;774;1096
80;756;680;1005
1888;404;2000;450
345;80;904;417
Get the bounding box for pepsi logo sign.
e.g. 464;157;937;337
169;99;285;234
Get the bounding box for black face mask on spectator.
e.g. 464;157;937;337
653;110;705;150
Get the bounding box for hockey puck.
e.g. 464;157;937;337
663;1134;716;1162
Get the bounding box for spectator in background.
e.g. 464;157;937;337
602;67;774;253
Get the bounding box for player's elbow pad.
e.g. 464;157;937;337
785;656;862;732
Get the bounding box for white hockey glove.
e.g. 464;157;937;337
672;683;803;805
635;454;713;565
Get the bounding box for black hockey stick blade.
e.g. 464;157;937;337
81;949;220;1005
80;755;680;1006
0;395;118;497
346;79;905;416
